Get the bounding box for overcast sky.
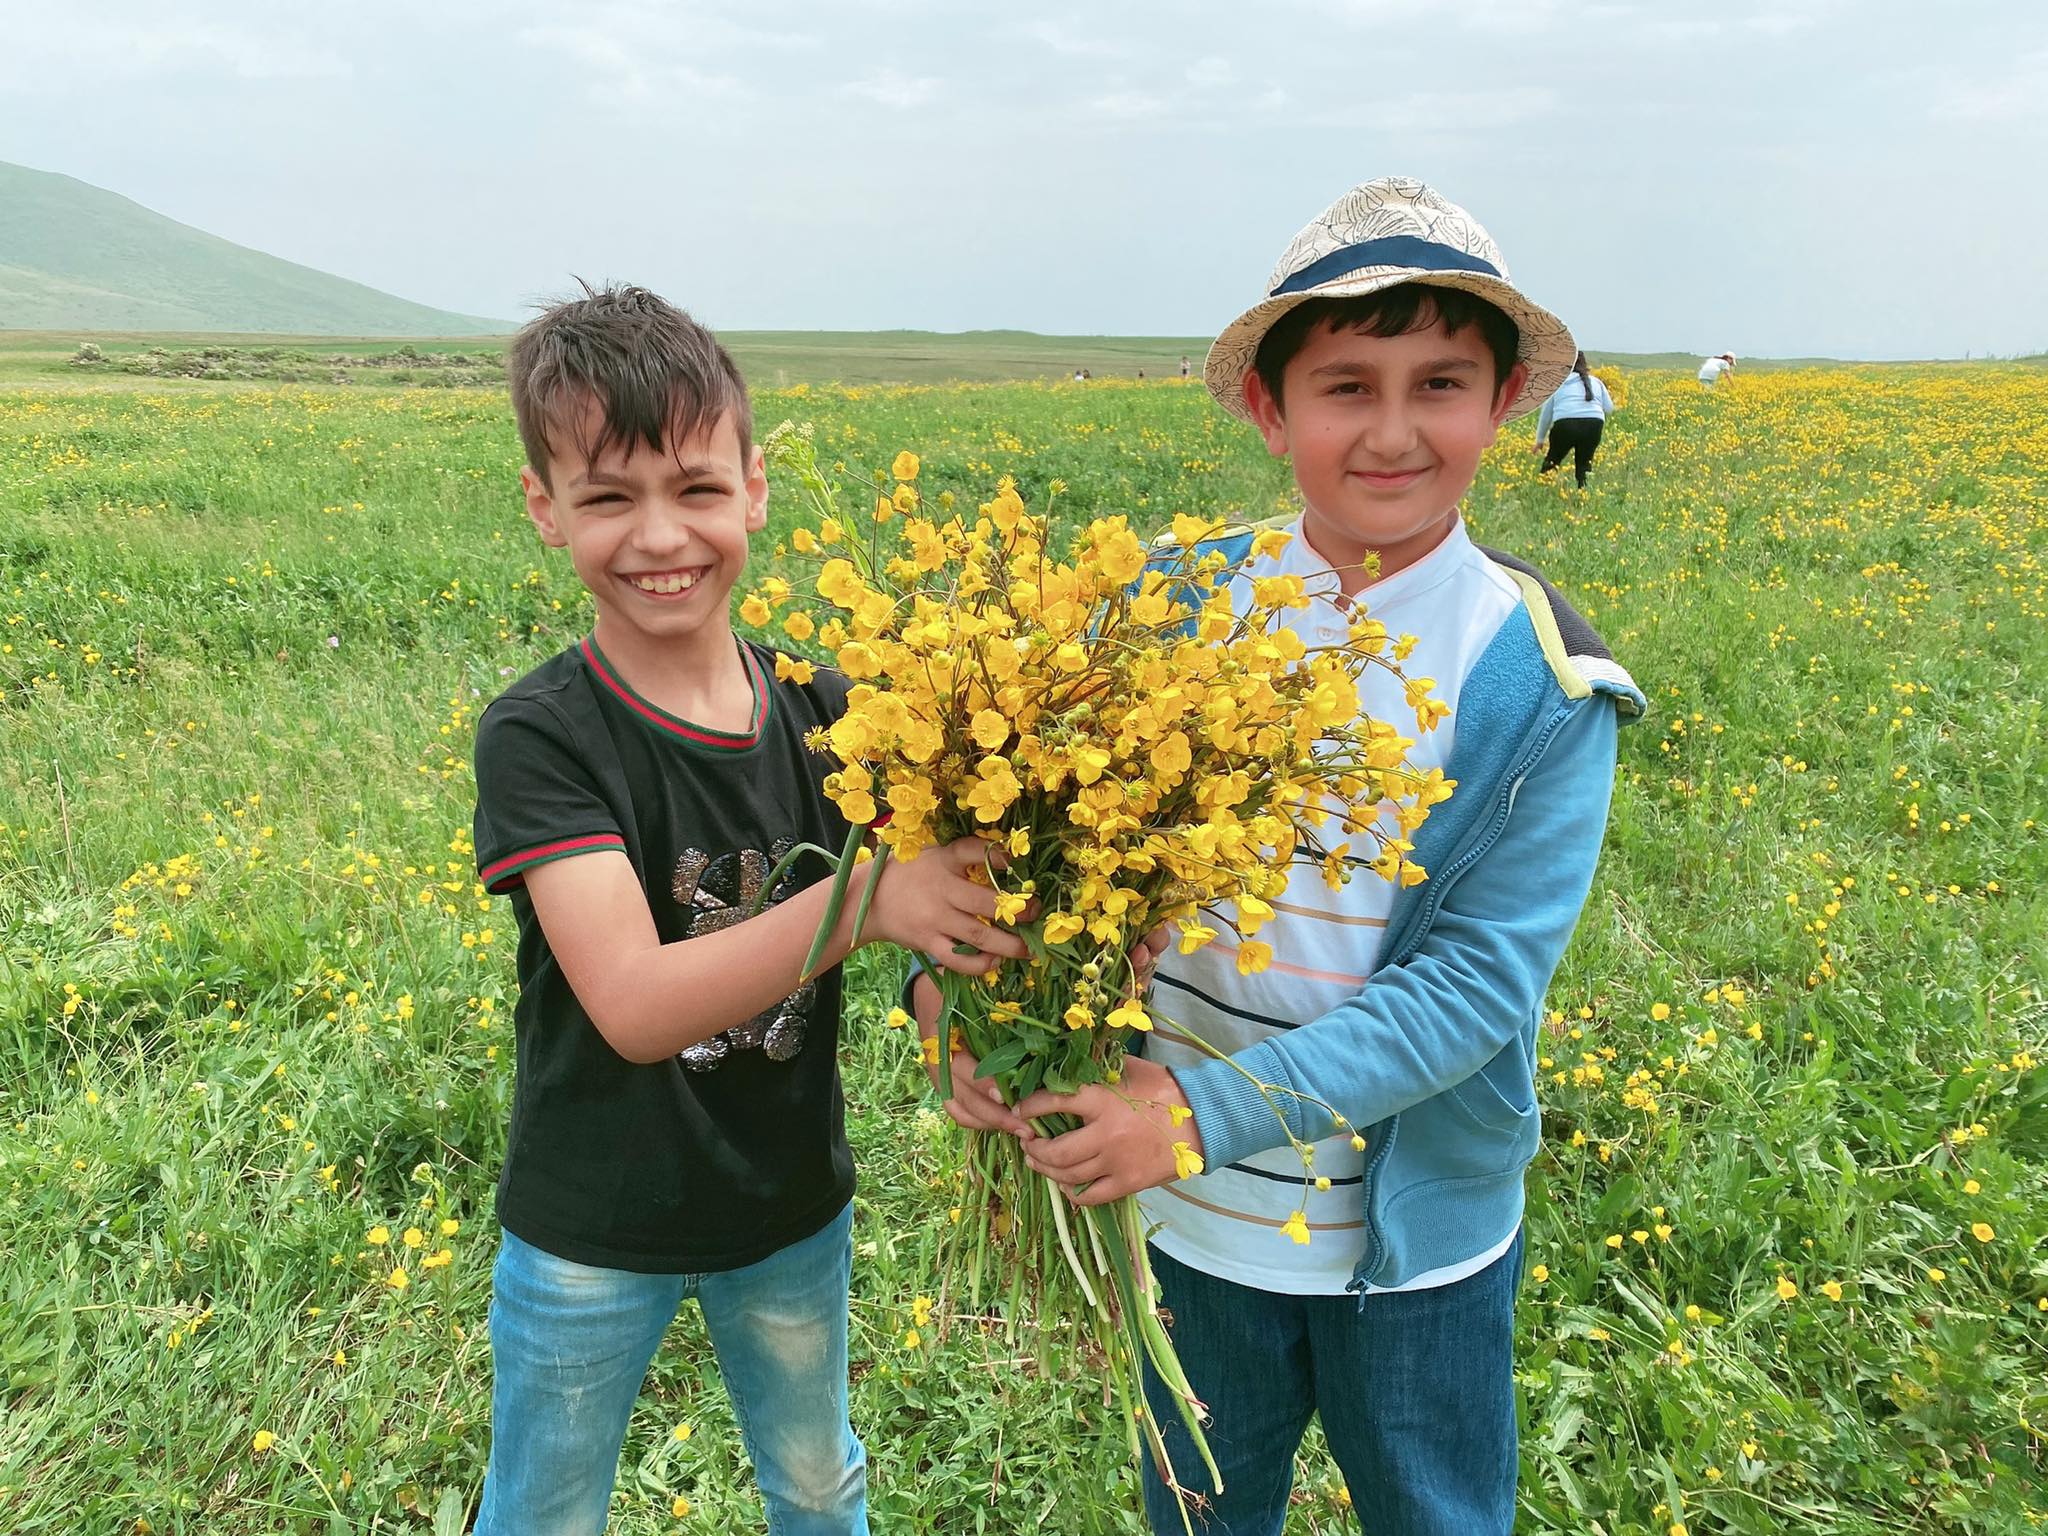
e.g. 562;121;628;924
4;1;2044;358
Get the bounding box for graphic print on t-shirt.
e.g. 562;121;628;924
671;839;817;1070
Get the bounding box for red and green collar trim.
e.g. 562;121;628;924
578;635;772;751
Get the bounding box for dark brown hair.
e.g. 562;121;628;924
507;281;752;490
1252;284;1520;412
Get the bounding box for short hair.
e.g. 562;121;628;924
1252;284;1521;411
508;281;752;490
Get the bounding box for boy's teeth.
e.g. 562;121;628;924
633;571;699;593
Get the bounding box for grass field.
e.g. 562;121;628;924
10;329;2026;393
2;363;2044;1534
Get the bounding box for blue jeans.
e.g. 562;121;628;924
476;1203;867;1536
1141;1234;1523;1536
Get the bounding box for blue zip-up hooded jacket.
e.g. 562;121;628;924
1162;527;1645;1291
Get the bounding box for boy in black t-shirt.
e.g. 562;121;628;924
471;285;1025;1535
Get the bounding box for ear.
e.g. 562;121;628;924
743;444;769;533
1241;369;1291;458
1490;361;1530;428
521;465;568;548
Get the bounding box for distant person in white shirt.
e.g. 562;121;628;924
1533;353;1616;488
1698;352;1735;387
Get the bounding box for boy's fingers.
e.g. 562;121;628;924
1020;1125;1100;1170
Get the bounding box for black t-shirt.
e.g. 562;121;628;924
472;635;855;1273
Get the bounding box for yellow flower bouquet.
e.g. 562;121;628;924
749;422;1451;1516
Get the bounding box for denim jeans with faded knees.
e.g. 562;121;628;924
1140;1232;1523;1536
475;1202;867;1536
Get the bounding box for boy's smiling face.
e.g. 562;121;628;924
522;400;767;661
1245;310;1526;589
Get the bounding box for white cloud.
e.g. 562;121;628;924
1186;56;1235;87
1020;19;1130;58
0;18;350;85
1313;86;1557;132
1087;91;1170;120
515;24;748;102
839;70;942;110
1931;49;2048;122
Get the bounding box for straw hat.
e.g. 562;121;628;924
1205;176;1575;420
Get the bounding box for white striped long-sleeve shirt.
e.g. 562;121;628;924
1137;515;1522;1294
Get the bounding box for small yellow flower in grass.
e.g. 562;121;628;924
1927;1267;1946;1284
672;1495;692;1518
1604;1234;1623;1250
902;1327;921;1349
1962;1177;1981;1195
403;1227;424;1249
1530;1264;1549;1283
891;451;920;482
1063;1002;1095;1032
1281;1210;1310;1245
1684;1304;1701;1321
1775;1276;1798;1300
367;1225;389;1246
739;595;771;627
440;1218;460;1237
1821;1280;1844;1301
387;1266;410;1291
1172;1142;1204;1180
673;1422;694;1443
251;1430;276;1453
912;1296;935;1327
885;1007;911;1030
1972;1222;1995;1243
1670;1523;1689;1536
333;1349;347;1367
1650;1002;1671;1022
1631;1230;1649;1245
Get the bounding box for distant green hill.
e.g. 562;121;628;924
0;161;507;335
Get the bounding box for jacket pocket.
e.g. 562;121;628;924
1445;1029;1538;1135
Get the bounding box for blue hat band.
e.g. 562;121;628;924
1270;234;1501;298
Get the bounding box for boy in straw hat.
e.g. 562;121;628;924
1004;177;1646;1532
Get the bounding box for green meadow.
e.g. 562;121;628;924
1;363;2043;1534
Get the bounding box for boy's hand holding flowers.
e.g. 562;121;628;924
1016;1055;1201;1206
858;835;1031;977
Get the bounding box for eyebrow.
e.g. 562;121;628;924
1309;355;1482;379
569;462;726;490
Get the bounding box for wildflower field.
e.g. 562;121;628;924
2;364;2044;1534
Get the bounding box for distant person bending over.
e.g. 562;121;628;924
1533;352;1616;488
1698;352;1735;388
1180;354;1192;378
